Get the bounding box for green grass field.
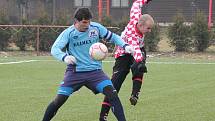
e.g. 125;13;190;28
0;56;215;121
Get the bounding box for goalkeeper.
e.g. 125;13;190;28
41;7;134;121
99;0;154;120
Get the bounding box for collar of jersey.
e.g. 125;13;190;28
135;24;143;38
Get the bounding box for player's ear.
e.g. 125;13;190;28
137;22;143;28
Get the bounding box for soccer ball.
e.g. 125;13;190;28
89;42;108;61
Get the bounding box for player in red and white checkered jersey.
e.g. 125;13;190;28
99;0;154;120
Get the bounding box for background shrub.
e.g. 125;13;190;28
167;12;192;52
0;12;11;51
191;10;212;52
33;12;58;51
14;19;35;51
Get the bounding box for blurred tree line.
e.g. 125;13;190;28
0;9;69;52
167;10;214;52
0;9;214;53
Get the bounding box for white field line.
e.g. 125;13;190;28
0;60;38;65
0;60;215;65
0;60;53;65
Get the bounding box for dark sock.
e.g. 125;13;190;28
99;103;111;121
109;97;126;121
103;86;126;121
42;101;58;121
132;80;142;95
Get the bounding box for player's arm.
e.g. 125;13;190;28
98;23;125;48
51;28;70;62
127;0;150;62
97;23;134;53
128;36;144;62
130;0;148;22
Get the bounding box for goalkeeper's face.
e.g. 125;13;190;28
138;20;153;34
75;19;90;32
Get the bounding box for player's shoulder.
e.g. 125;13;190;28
66;25;76;32
90;21;101;26
90;22;105;29
61;25;76;35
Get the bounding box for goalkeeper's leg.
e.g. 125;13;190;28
130;46;147;105
42;94;68;121
130;61;147;106
130;77;144;106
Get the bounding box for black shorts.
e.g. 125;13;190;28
113;47;147;72
113;54;134;73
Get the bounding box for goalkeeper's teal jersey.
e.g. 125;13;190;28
51;22;126;72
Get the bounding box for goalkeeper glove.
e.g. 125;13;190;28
64;55;77;65
123;44;135;54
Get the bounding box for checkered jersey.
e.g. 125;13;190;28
114;0;148;62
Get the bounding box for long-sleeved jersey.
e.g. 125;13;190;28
114;0;147;62
51;22;126;72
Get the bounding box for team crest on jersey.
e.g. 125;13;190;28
89;29;98;38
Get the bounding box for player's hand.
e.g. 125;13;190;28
124;44;135;54
64;55;77;65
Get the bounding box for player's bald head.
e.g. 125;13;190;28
138;14;154;26
137;14;154;34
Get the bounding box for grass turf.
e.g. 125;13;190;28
0;56;215;121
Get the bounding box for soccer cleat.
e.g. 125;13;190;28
129;92;139;106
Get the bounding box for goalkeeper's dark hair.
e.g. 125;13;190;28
74;7;92;21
